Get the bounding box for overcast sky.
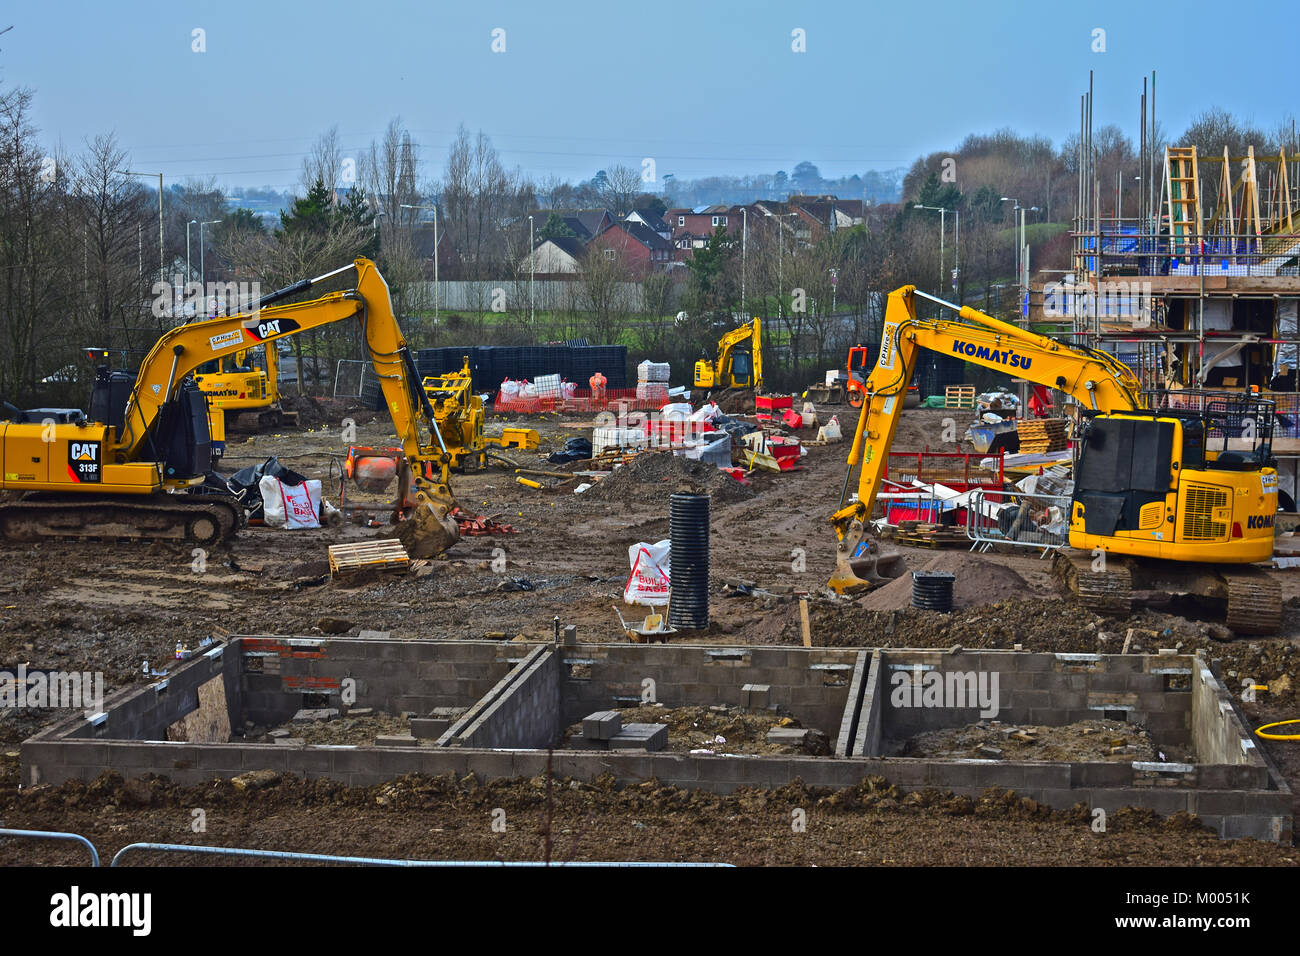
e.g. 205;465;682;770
3;0;1294;193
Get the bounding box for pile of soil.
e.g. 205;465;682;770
858;553;1029;611
901;718;1160;762
279;394;377;428
584;451;754;505
714;388;756;415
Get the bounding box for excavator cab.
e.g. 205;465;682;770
729;347;754;387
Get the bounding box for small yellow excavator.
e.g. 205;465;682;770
0;258;459;556
831;286;1281;634
694;317;762;392
421;357;538;469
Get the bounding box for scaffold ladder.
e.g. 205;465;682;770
1166;146;1202;257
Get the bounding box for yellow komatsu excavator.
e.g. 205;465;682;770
194;343;297;458
831;286;1281;635
694;317;762;392
0;258;459;556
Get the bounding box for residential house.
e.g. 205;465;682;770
523;235;585;276
531;208;614;242
667;204;740;261
588;220;674;277
625;208;671;240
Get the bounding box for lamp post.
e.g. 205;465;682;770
186;218;197;306
953;209;960;295
400;203;439;322
914;204;948;294
775;210;797;319
1001;197;1020;291
741;206;747;315
121;171;163;281
199;220;222;306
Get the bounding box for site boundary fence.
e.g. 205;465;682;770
965;489;1072;555
333;359;366;399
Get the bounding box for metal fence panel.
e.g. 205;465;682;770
333;359;366;399
966;489;1072;555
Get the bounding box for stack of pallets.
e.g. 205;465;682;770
944;385;975;409
328;540;410;578
884;521;969;549
1016;418;1070;453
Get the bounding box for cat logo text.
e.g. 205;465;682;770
67;441;101;483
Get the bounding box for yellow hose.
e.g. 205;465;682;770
516;477;542;489
1254;719;1300;741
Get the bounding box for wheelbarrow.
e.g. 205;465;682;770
612;605;678;643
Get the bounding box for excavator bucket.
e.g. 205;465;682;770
829;521;907;595
393;491;460;558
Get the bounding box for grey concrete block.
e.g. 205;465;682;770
609;723;668;752
1189;791;1245;816
410;717;451;739
582;710;623;741
766;727;811;747
742;684;771;710
274;737;306;746
375;734;418;747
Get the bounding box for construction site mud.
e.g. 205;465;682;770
2;405;1299;866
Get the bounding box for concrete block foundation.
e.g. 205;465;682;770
19;637;1293;844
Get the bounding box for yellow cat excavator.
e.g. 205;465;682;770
831;286;1281;634
0;258;459;556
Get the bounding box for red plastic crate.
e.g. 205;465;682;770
756;394;794;413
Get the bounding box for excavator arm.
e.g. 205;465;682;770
118;257;457;555
829;286;1143;592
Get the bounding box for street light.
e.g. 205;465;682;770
400;203;439;321
774;210;798;319
914;204;949;293
199;220;222;305
1001;197;1022;295
741;206;747;315
121;170;163;281
186;219;198;294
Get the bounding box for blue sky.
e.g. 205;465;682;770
3;0;1294;192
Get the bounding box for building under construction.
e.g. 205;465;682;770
1032;73;1300;503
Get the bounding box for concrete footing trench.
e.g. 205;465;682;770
21;635;1293;843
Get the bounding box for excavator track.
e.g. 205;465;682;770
0;494;242;546
1223;569;1282;636
1053;550;1134;616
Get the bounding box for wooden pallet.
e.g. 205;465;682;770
882;522;969;549
944;385;975;409
1016;420;1068;438
328;540;410;577
1016;418;1070;453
